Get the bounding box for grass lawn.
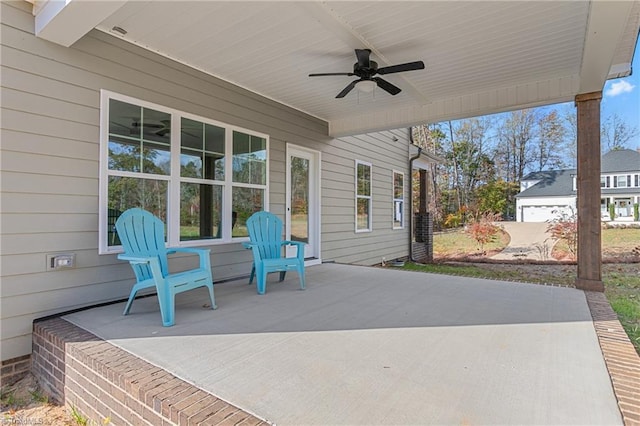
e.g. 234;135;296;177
422;227;640;355
433;227;509;258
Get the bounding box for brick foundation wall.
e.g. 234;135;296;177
585;292;640;426
32;318;269;425
1;354;31;387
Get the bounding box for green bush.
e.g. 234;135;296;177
634;203;639;221
609;203;616;220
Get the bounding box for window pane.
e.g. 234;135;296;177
357;198;370;230
205;123;225;153
182;119;225;180
109;99;141;138
107;176;168;246
394;173;403;199
181;118;203;149
204;152;225;181
109;99;171;175
291;156;310;244
232;187;264;237
109;136;140;172
233;132;250;154
233;131;266;184
143;141;171;175
357;163;371;196
394;200;403;228
142;108;171;144
180;183;222;241
181;150;203;178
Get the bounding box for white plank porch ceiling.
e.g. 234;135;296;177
89;1;640;136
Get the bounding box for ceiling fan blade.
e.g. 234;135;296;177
336;80;358;98
373;77;402;95
355;49;371;68
309;72;355;77
377;61;425;75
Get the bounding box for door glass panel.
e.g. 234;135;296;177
291;156;309;243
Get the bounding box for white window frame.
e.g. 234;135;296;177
99;90;269;254
616;175;628;188
392;170;405;229
355;160;372;233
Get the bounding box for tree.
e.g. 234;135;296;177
448;118;495;210
494;109;536;183
535;110;567;171
474;179;520;218
601;112;639;152
560;104;577;167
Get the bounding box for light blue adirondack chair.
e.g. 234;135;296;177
245;211;306;295
115;208;216;326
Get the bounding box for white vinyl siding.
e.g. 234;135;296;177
320;129;412;265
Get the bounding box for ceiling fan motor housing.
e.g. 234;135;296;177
355;60;378;79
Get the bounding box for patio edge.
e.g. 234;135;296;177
585;291;640;425
32;317;270;425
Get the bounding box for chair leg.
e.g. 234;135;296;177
248;263;255;285
123;290;138;316
206;282;217;310
156;287;175;327
257;267;267;295
279;271;286;281
298;264;306;290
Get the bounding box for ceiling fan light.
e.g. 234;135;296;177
356;80;376;93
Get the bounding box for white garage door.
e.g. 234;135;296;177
522;206;558;222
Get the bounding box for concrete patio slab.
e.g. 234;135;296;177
63;263;622;425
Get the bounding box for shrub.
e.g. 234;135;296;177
634;203;639;222
464;212;502;254
547;208;578;260
609;203;616;221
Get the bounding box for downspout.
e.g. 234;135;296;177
408;129;422;263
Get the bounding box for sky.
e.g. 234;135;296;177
600;37;640;148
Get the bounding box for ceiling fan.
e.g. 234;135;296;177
131;119;171;137
309;49;425;98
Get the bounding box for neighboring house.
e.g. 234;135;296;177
516;149;640;222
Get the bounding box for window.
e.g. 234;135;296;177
616;175;628;188
393;171;404;229
355;160;372;232
100;91;268;253
600;177;606;188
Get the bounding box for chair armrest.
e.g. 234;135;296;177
168;247;210;255
117;254;165;282
117;254;156;264
281;241;305;259
167;247;212;271
282;240;305;247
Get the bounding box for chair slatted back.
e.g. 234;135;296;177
246;211;283;260
115;208;169;281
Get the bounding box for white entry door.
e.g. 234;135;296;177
286;144;320;260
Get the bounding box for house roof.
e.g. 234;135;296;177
601;149;640;173
30;0;640;137
518;149;640;198
516;169;576;198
